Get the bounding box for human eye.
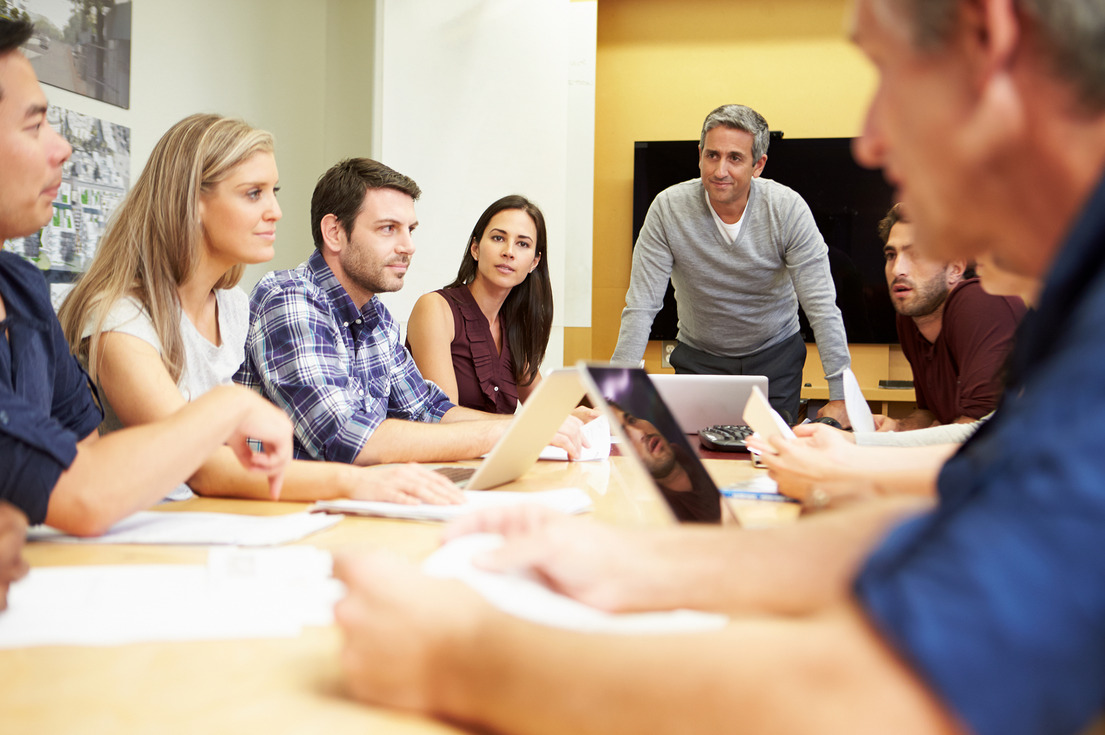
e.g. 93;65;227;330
380;224;395;234
246;188;262;201
273;186;281;196
491;234;504;242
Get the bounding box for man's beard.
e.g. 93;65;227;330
893;275;950;318
342;251;410;295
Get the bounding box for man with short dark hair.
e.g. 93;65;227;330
0;14;293;549
611;103;851;424
879;203;1024;431
236;158;583;464
332;1;1105;733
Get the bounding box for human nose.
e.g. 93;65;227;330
47;125;72;167
853;91;887;170
895;253;912;277
267;194;282;222
397;230;415;256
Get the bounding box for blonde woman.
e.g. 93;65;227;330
59;114;461;504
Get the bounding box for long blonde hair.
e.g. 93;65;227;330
59;113;274;383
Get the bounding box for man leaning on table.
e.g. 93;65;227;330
234;158;585;465
0;15;292;547
333;1;1105;734
611;103;851;426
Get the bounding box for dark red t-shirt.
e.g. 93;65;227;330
897;278;1026;424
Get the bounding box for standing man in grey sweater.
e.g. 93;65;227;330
611;104;851;424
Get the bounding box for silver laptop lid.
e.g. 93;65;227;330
579;365;735;524
649;373;769;432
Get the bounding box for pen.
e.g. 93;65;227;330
720;489;801;504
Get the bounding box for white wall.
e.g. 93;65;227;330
374;0;595;371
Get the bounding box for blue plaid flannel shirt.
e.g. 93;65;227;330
234;250;454;462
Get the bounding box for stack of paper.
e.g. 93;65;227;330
0;547;343;649
27;510;341;546
312;487;593;522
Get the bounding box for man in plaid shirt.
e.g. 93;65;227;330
236;158;582;465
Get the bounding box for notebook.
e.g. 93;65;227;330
437;368;587;490
578;364;738;524
648;373;768;431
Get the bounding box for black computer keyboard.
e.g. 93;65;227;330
698;424;754;452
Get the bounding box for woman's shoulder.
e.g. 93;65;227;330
86;294;162;352
412;289;455;317
98;295;152;332
408;289;456;340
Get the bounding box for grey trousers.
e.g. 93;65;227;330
669;332;806;424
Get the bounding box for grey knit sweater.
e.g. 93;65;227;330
612;177;850;398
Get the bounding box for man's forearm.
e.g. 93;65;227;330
355;417;508;464
435;600;957;735
48;386;275;536
896;410;940;431
608;497;931;616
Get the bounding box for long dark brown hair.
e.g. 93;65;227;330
446;195;552;388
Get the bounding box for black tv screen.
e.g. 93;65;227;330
632;136;898;344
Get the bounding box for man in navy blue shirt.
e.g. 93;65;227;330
0;14;294;572
331;2;1105;734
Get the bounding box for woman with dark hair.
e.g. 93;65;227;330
407;195;552;414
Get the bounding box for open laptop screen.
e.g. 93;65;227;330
581;365;727;523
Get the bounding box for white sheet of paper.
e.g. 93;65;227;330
423;534;728;634
27;510;341;546
538;415;612;461
0;547;343;649
842;367;875;433
312;487;593;522
742;385;796;445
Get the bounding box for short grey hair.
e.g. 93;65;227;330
699;104;770;161
891;0;1105;111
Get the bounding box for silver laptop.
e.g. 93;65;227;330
649;373;768;431
435;368;586;490
578;364;737;524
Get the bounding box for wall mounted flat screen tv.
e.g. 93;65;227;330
632;136;898;344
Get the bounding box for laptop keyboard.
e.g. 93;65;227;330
698;425;754;452
433;466;477;484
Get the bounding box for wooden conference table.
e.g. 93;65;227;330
1;455;794;735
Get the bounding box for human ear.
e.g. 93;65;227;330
470;238;479;261
320;214;345;254
752;154;768;178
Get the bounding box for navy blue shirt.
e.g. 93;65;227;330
0;252;102;524
856;173;1105;735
